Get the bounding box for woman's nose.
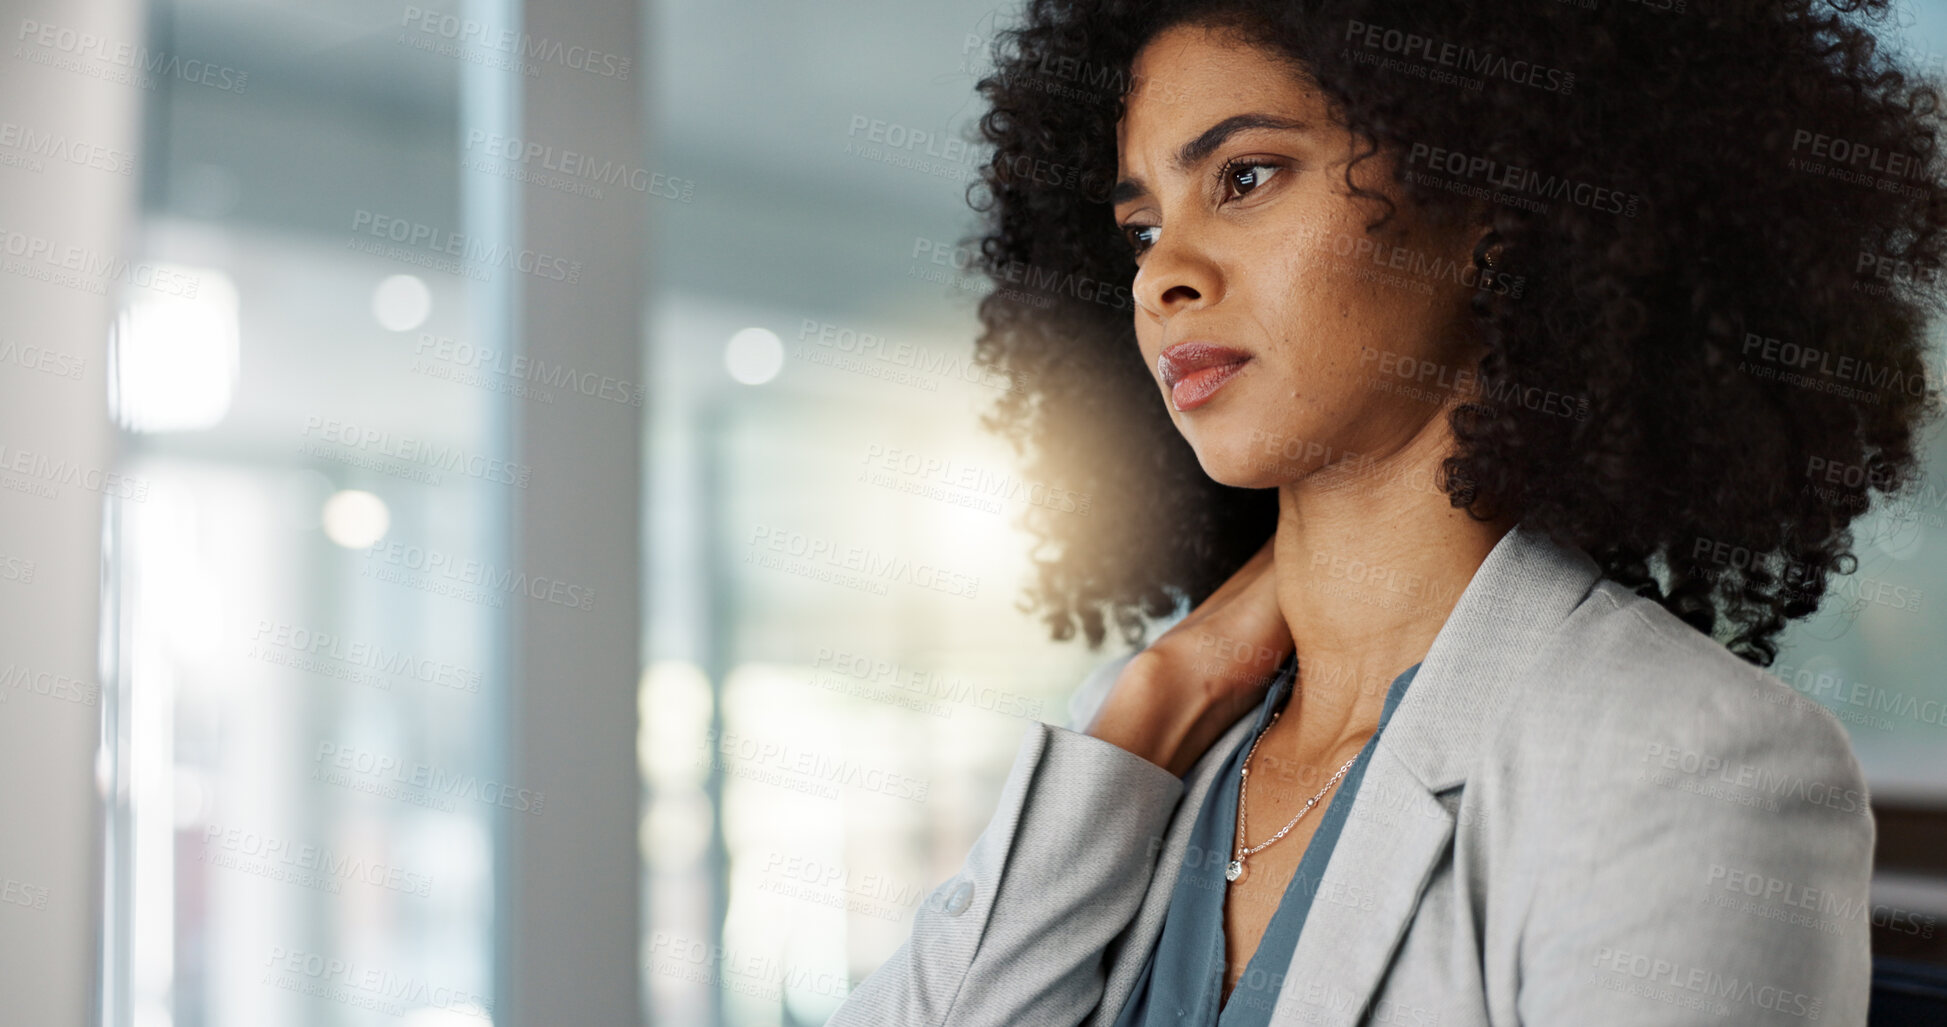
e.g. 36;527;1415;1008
1132;234;1222;320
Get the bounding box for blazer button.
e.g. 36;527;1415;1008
944;879;975;916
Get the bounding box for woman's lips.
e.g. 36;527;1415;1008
1170;362;1248;410
1158;342;1252;411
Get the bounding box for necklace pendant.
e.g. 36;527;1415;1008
1225;859;1244;882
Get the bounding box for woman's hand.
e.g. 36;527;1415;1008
1083;536;1293;777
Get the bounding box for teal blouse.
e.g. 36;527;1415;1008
1110;654;1422;1026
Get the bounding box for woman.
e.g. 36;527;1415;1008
830;0;1944;1024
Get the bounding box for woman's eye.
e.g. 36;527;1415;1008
1122;223;1160;256
1221;160;1282;201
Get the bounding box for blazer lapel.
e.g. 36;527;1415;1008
1266;749;1454;1025
1089;519;1604;1027
1266;519;1605;1025
1089;710;1259;1027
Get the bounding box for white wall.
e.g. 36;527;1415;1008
0;0;143;1023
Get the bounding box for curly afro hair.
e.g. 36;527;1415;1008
964;0;1947;666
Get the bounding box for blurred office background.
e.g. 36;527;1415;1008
2;0;1947;1025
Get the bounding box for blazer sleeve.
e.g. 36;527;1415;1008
1513;676;1876;1026
826;653;1181;1027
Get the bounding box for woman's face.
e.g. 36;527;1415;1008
1113;22;1487;491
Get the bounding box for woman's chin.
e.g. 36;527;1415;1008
1189;437;1294;491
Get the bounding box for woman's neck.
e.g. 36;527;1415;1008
1269;427;1515;755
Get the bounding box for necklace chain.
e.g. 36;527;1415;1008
1227;693;1361;885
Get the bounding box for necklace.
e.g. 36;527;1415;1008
1226;699;1361;885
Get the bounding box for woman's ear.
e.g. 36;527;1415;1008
1471;227;1505;272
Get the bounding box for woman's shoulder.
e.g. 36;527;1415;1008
1486;577;1871;824
1060;579;1870;799
1553;578;1857;756
1476;594;1877;1023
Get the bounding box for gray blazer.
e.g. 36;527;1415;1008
826;520;1876;1026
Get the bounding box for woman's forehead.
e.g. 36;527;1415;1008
1117;25;1325;160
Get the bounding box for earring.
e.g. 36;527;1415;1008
1473;232;1504;272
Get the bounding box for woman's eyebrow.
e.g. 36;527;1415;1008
1111;113;1309;205
1177;113;1308;169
